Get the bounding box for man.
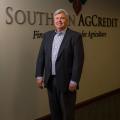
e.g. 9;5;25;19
35;9;84;120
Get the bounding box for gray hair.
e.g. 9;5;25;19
53;9;69;18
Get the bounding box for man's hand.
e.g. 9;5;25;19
69;81;77;92
36;79;44;89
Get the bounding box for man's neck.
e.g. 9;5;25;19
56;27;67;33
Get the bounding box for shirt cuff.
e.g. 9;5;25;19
36;76;43;80
70;80;77;85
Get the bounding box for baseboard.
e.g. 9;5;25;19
35;88;120;120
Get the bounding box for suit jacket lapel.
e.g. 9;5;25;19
47;31;56;63
57;28;71;60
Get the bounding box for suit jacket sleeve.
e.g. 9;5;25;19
71;33;84;84
35;34;46;77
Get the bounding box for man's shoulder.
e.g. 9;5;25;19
44;30;55;35
43;30;55;39
67;28;81;36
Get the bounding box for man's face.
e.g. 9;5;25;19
54;12;68;31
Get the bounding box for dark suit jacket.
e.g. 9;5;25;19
35;28;84;92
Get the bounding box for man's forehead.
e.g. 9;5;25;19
54;12;66;17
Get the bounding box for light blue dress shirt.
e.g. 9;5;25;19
51;30;66;75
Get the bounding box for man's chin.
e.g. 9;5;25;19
56;27;65;31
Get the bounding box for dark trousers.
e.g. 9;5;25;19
47;75;76;120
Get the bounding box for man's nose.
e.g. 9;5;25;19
58;18;61;21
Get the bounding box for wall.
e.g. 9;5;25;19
0;0;120;120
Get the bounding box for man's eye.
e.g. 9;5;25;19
61;17;65;19
55;17;65;20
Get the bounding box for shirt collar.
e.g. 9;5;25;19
55;28;67;35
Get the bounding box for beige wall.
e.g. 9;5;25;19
0;0;120;120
